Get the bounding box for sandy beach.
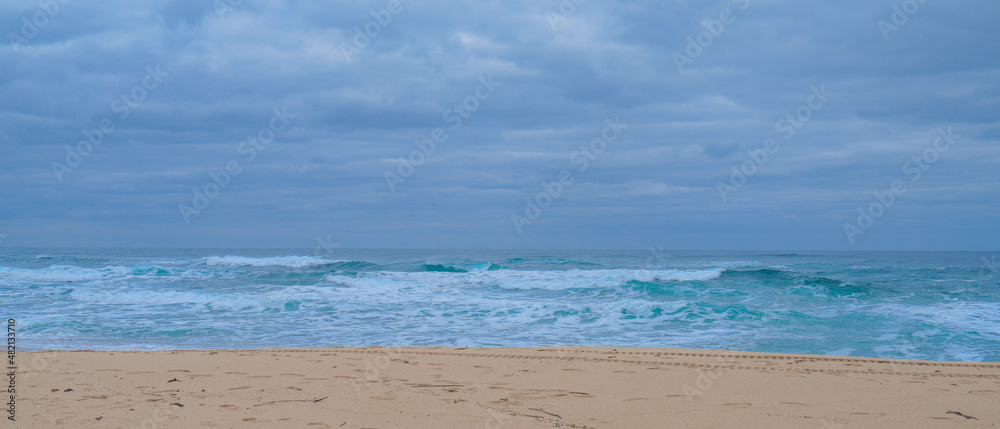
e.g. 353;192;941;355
9;347;999;428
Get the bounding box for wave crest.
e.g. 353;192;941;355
324;268;723;290
204;255;344;268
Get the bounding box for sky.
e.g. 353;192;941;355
1;0;998;250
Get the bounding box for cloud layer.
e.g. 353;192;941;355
2;0;998;249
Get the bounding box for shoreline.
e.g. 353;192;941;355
14;346;1000;428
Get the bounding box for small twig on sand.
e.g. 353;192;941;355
528;408;561;419
253;397;328;407
947;411;978;420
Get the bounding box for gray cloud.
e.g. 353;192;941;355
1;0;998;250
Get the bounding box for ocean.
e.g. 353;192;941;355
2;248;998;362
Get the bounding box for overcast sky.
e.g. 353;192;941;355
1;0;998;250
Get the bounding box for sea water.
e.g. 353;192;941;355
2;248;998;361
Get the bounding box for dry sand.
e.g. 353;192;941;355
9;347;1000;428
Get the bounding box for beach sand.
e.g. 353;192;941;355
11;347;1000;428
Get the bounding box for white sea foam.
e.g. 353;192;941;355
68;286;317;312
323;268;723;290
0;265;131;283
874;302;1000;336
204;255;344;268
0;264;229;285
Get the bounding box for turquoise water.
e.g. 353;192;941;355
2;249;998;361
